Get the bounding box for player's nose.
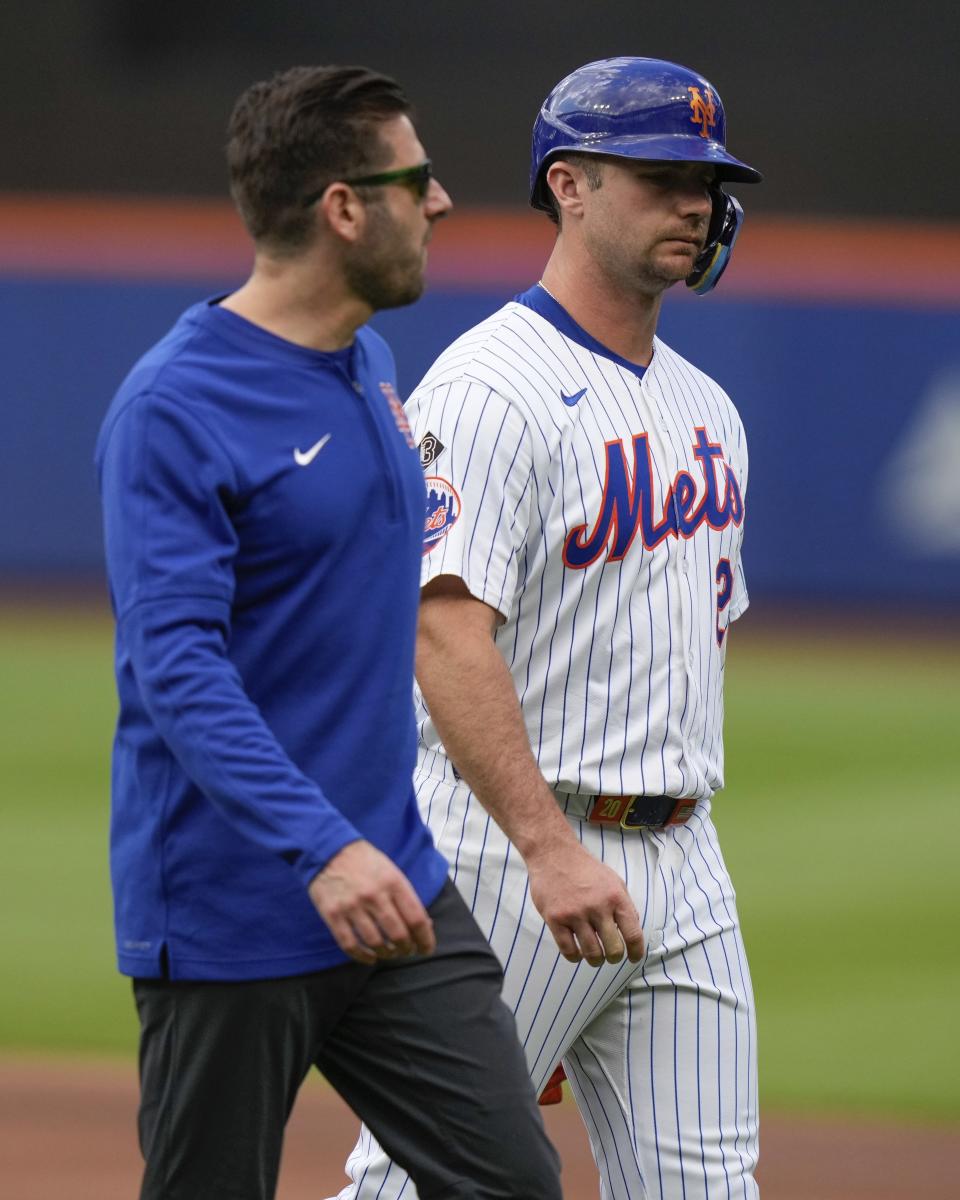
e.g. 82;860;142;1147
674;172;713;219
425;177;453;220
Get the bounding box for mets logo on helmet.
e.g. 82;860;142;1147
687;87;717;138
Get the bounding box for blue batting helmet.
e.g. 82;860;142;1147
530;57;762;294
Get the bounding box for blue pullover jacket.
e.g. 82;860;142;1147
95;298;448;980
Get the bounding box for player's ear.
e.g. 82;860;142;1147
545;160;588;222
315;182;367;244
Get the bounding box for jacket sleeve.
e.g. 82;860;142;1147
97;390;362;886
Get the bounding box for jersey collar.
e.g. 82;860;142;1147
513;283;647;379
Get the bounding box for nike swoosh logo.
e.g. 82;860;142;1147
560;387;587;407
293;434;331;466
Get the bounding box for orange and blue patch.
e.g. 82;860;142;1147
424;477;461;554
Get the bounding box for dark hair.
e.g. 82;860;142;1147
227;65;412;250
540;152;604;226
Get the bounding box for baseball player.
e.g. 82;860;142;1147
336;58;761;1199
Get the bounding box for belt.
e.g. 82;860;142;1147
583;794;698;830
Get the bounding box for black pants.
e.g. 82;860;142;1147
134;881;561;1200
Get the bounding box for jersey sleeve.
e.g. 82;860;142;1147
728;412;750;622
407;380;532;619
98;390;238;613
97;391;362;883
728;559;749;622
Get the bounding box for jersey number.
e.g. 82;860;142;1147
715;558;733;647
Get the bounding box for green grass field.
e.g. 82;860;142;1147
1;603;958;1120
719;624;960;1119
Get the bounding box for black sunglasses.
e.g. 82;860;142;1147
302;161;433;208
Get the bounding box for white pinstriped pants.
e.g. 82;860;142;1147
334;764;759;1200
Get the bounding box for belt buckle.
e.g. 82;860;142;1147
587;794;697;830
587;795;633;825
621;796;698;830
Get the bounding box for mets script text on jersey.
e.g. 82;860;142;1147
563;426;744;567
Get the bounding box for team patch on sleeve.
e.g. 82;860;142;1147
424;476;461;554
418;430;445;470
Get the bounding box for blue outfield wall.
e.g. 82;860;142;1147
2;273;959;606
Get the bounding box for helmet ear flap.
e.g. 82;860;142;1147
686;190;744;295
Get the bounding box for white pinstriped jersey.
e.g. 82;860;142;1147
336;284;760;1200
410;284;748;801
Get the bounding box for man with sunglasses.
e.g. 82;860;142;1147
95;65;560;1200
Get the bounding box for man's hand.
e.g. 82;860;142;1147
525;840;645;967
415;581;644;970
308;840;436;965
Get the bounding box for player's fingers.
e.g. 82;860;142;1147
615;901;646;962
368;898;417;956
570;920;606;968
347;910;396;959
391;885;436;956
547;920;583;963
324;912;377;965
594;916;627;964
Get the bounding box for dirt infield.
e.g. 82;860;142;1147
2;1057;957;1199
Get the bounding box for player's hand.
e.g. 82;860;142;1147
525;841;644;968
308;840;436;965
